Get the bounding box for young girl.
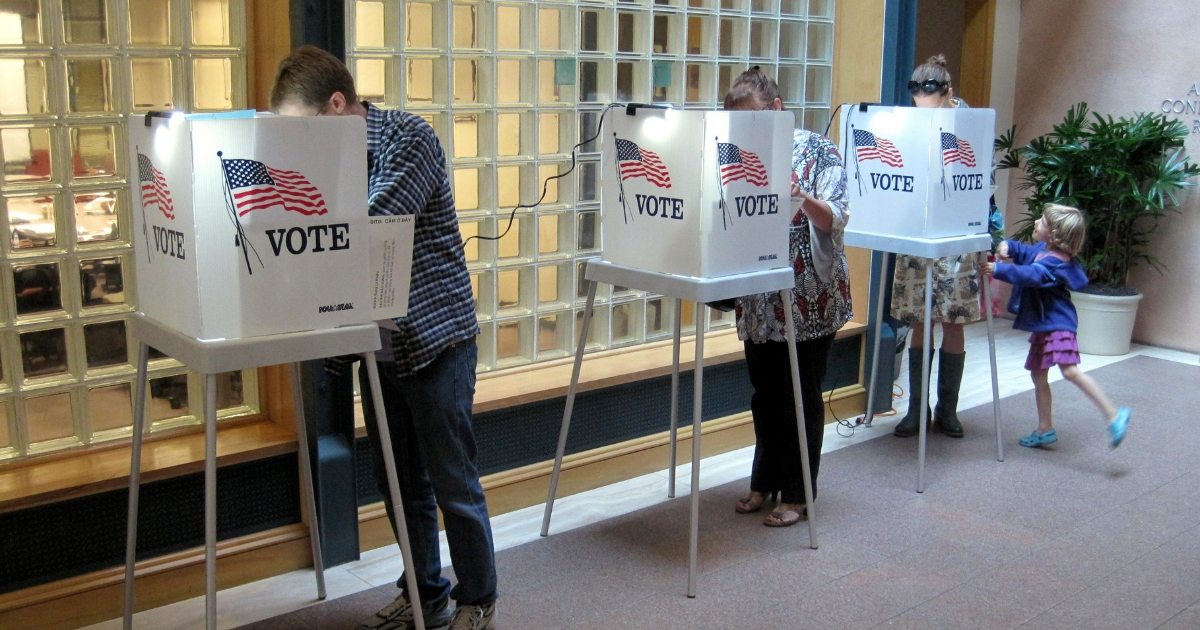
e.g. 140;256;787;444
982;204;1130;448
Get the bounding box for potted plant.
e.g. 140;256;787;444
996;102;1200;355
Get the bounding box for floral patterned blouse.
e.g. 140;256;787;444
735;129;853;344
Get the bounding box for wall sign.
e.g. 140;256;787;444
1160;83;1200;133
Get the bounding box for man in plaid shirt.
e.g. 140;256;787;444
272;46;496;630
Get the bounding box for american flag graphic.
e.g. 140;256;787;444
941;132;977;167
221;158;328;216
717;143;769;187
853;129;904;168
138;153;174;219
615;138;672;188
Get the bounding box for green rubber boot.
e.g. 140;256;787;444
894;347;932;437
934;350;966;438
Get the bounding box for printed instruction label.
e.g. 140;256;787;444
370;215;415;322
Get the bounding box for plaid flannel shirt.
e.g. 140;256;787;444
329;103;478;377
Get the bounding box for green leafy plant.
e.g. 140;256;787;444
995;102;1200;293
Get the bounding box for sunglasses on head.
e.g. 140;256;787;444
908;79;949;96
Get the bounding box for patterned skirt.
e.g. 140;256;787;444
1025;330;1081;371
890;252;983;325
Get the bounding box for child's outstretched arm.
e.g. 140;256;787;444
1003;239;1039;265
992;260;1060;288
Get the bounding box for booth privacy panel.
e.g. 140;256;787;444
130;115;203;337
129;114;372;340
840;105;995;240
601;109;793;279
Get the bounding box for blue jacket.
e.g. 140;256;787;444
993;240;1089;333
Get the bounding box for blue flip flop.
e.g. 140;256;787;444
1019;429;1058;448
1109;407;1131;448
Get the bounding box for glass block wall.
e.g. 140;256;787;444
0;0;255;460
346;0;835;372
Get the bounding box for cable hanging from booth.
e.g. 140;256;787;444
466;100;842;251
462;103;622;251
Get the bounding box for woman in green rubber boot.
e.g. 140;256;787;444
891;54;1003;439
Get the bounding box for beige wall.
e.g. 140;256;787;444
988;0;1020;217
1010;0;1200;353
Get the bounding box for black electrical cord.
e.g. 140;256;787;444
831;388;859;437
822;103;844;138
835;383;902;437
463;103;622;251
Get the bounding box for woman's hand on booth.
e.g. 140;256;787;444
791;184;834;233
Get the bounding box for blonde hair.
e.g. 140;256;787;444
723;66;780;110
911;54;951;93
1041;203;1086;256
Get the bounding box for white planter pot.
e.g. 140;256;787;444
1070;290;1143;356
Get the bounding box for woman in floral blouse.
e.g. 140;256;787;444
727;68;852;527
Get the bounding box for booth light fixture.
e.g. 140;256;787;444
625;103;673;141
144;110;182;126
624;102;672;116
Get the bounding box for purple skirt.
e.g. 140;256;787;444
1025;330;1081;371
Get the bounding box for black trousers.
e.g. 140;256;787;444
744;332;835;505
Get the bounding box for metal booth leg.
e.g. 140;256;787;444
863;255;890;426
916;261;934;493
289;363;327;599
781;289;820;549
540;278;598;537
122;343;151;630
203;374;218;630
667;298;682;498
686;304;706;598
363;354;426;630
983;271;1004;462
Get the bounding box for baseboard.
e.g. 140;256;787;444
0;524;312;630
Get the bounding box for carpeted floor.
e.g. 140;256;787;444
239;355;1200;629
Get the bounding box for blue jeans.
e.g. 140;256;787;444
359;338;498;607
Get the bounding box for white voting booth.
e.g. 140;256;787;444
129;112;374;340
542;107;819;598
121;113;427;630
599;109;794;277
839;104;1005;492
841;104;994;239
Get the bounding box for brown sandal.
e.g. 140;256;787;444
734;491;770;514
763;504;806;527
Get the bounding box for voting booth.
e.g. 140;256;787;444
122;113;428;630
544;109;821;599
839;104;995;240
838;103;1006;494
128;112;372;340
600;108;795;278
